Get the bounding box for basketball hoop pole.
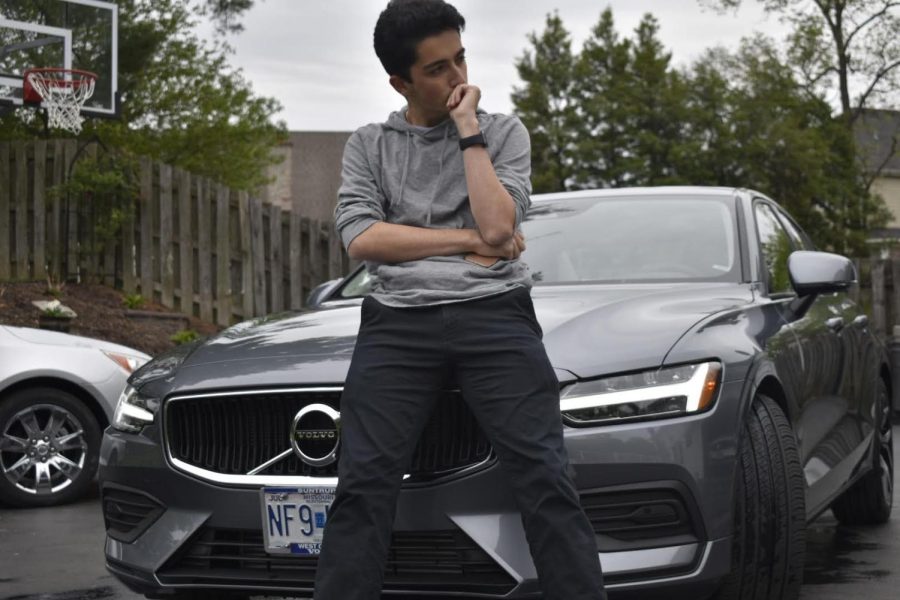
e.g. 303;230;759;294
61;135;113;283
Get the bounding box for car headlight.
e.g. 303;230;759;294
103;350;150;374
560;361;722;425
113;384;160;432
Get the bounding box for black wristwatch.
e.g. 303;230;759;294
459;131;487;151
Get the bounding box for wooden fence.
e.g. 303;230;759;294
4;139;900;337
0;139;356;326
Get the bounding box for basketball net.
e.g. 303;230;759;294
24;68;97;135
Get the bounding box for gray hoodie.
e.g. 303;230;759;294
334;107;534;307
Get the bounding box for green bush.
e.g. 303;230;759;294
171;329;200;345
123;294;146;309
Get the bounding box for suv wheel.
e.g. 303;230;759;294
714;393;805;600
831;378;893;525
0;387;101;507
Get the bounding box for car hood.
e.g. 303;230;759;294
176;283;752;381
1;325;151;359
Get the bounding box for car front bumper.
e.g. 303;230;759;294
99;379;745;599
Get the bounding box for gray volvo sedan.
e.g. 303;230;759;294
99;187;893;600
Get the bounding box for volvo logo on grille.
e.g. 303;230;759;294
291;404;341;467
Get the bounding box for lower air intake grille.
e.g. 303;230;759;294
102;486;165;543
158;527;515;596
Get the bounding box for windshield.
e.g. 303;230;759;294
521;195;739;284
336;194;740;298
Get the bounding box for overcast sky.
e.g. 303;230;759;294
203;0;788;131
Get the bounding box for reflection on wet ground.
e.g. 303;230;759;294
804;521;891;585
4;589;118;600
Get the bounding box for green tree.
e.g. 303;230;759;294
0;0;285;191
702;0;900;120
512;7;887;255
511;12;578;193
681;36;888;254
625;15;690;185
571;8;632;188
701;0;900;196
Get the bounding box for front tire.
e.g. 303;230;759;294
831;378;893;525
714;394;805;600
0;387;101;507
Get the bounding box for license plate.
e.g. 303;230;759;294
261;486;335;555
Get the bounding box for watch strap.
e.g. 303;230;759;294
459;131;487;151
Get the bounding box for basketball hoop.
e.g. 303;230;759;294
23;68;97;134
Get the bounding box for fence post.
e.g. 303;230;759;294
177;169;193;315
14;143;28;280
0;143;10;280
238;191;253;320
197;178;214;323
139;157;153;300
216;184;232;326
159;164;175;308
33;141;47;281
250;196;266;316
48;141;64;279
289;209;303;310
873;259;887;338
269;204;283;313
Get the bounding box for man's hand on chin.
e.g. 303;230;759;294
447;83;481;136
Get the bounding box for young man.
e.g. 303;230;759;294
313;1;607;599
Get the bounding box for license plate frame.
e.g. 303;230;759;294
260;486;335;555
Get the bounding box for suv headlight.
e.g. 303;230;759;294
560;361;722;425
113;384;160;432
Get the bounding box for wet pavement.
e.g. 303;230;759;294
1;427;899;600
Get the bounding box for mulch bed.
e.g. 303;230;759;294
0;281;222;357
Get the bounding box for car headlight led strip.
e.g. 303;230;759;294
559;361;722;425
113;384;159;433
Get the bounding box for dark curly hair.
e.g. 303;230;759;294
374;0;466;82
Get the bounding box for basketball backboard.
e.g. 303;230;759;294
0;0;118;117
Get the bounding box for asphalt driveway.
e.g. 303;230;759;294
2;426;899;600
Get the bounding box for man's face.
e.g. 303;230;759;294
392;29;467;121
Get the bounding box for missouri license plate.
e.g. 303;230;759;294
261;486;335;555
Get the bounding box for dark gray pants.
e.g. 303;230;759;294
313;286;606;600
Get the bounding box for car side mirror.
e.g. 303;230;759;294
306;278;343;309
787;250;856;297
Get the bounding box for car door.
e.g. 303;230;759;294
774;206;878;459
753;200;856;512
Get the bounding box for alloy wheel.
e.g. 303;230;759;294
0;403;88;495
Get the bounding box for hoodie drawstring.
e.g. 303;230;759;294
426;125;449;227
394;131;411;214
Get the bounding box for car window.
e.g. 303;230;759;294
754;202;794;295
775;209;814;251
516;196;740;284
337;268;374;298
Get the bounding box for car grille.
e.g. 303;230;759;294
157;527;516;596
101;486;165;544
165;388;493;481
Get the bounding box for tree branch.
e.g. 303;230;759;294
845;2;900;48
854;57;900;117
864;133;899;191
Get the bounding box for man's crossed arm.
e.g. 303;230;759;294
347;222;524;264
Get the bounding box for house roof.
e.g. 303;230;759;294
854;108;900;178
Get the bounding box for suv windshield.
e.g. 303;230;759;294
336;194;740;298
